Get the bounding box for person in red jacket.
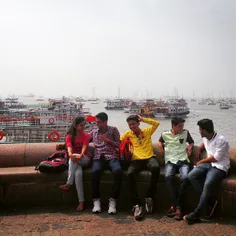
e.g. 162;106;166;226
59;116;91;211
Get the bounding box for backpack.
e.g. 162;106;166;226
35;150;68;173
119;138;133;161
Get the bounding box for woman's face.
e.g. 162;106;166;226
75;121;86;132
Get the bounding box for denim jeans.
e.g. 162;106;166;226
188;163;226;216
92;158;123;199
165;160;191;208
127;157;160;206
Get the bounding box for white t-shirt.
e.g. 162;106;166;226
203;133;230;173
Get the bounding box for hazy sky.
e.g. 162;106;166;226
0;0;235;98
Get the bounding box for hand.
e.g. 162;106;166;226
70;156;78;162
158;149;164;157
187;147;192;157
196;160;202;166
137;115;143;122
98;134;108;142
75;153;83;160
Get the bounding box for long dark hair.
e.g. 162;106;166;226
67;116;85;146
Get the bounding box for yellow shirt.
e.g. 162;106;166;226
120;118;160;160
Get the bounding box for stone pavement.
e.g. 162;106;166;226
0;207;236;236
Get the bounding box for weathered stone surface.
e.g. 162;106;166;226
0;143;26;167
0;208;235;236
24;143;58;166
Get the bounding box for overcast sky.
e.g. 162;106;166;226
0;0;235;99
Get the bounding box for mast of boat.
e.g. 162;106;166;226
118;86;120;99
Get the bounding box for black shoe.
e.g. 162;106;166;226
166;206;176;217
145;198;153;214
183;212;200;224
133;205;145;220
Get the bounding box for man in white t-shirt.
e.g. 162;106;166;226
184;119;230;224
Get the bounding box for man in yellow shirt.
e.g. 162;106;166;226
120;115;160;220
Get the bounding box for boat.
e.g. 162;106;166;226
138;99;157;117
154;98;190;118
23;93;35;98
123;101;140;113
105;99;125;110
219;103;230;109
0;98;94;143
3;97;27;109
36;98;44;102
88;87;100;103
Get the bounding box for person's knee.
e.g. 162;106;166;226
180;174;189;183
75;169;82;178
188;169;195;181
165;173;174;181
127;168;135;178
92;166;102;176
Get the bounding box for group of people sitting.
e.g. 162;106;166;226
59;112;230;224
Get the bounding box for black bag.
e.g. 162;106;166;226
35;150;68;173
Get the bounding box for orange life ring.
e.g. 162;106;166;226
48;131;60;142
48;118;55;124
0;131;5;141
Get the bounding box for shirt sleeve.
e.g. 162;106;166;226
112;127;121;145
143;117;160;135
83;133;91;146
120;131;129;141
65;134;72;149
214;138;230;161
159;134;165;143
186;131;194;144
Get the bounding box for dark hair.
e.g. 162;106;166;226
126;115;139;123
95;112;108;121
67;116;85;145
197;119;214;133
171;117;185;126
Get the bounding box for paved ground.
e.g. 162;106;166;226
0;207;236;236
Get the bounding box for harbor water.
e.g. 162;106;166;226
20;98;236;147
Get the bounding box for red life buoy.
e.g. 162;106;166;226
49;118;55;124
0;131;4;140
48;131;60;142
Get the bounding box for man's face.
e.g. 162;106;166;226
172;122;184;134
127;120;140;133
199;127;207;137
96;118;107;129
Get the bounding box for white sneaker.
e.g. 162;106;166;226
108;198;117;214
92;199;101;213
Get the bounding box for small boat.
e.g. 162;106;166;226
219;103;230;109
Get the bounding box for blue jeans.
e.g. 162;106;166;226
92;158;123;199
165;161;191;208
188;163;226;216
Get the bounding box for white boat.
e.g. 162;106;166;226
0;98;93;143
123;102;139;113
105;99;125;110
219;103;230;109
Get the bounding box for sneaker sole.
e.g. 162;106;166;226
108;211;116;215
92;210;101;213
134;211;145;220
183;215;200;224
